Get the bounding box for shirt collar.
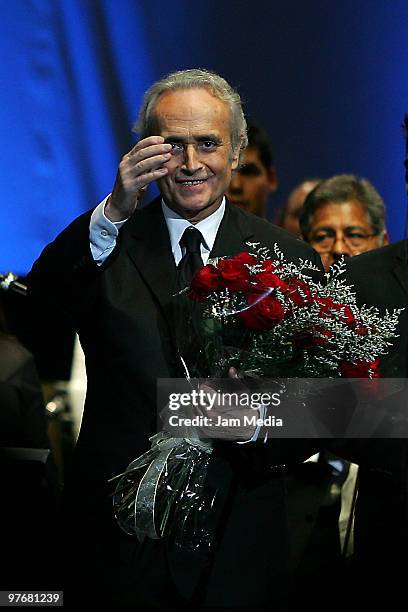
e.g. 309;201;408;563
162;198;226;265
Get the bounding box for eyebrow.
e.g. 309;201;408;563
163;134;223;144
240;162;261;169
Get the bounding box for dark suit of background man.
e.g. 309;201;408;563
341;116;408;606
27;69;327;610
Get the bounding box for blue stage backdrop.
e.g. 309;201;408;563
1;0;407;274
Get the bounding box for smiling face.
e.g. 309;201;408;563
227;146;277;217
152;88;240;221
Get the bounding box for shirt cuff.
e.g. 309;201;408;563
90;195;128;265
237;404;267;444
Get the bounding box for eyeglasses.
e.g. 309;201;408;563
308;228;379;252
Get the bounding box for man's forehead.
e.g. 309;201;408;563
311;200;372;227
158;122;224;138
154;88;229;120
243;146;263;165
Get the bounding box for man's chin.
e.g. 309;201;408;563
167;195;224;221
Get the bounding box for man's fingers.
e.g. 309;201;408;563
131;167;168;190
119;154;169;191
127;152;171;177
120;150;171;182
227;366;248;391
128;135;166;154
108;137;170;219
129;142;172;162
118;137;172;195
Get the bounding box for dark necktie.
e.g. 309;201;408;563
178;227;204;287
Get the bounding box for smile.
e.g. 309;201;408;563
176;179;208;186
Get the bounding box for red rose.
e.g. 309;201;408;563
286;277;313;307
238;294;285;331
191;264;220;292
231;252;258;266
339;305;355;326
315;296;337;314
260;258;281;272
217;258;250;291
315;297;355;326
189;264;221;301
354;324;369;336
311;328;334;346
339;359;381;378
252;271;289;292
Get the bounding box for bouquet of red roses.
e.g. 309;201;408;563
180;243;401;380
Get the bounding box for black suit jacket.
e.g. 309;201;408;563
346;239;408;377
342;240;408;582
27;198;326;606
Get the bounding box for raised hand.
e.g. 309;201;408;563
105;136;172;222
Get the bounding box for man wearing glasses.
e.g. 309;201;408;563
299;174;388;271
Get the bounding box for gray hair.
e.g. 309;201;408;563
299;174;387;238
134;68;248;163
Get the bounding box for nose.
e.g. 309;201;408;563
331;234;353;257
228;172;243;195
323;235;351;271
182;144;204;173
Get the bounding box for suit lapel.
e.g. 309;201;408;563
210;200;255;258
126;198;178;315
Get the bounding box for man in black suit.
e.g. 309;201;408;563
27;69;326;609
346;240;407;376
340;117;408;602
341;247;408;609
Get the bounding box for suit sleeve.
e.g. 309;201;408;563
23;211;101;359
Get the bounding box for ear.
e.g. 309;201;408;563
382;230;390;246
267;166;278;193
231;146;241;171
